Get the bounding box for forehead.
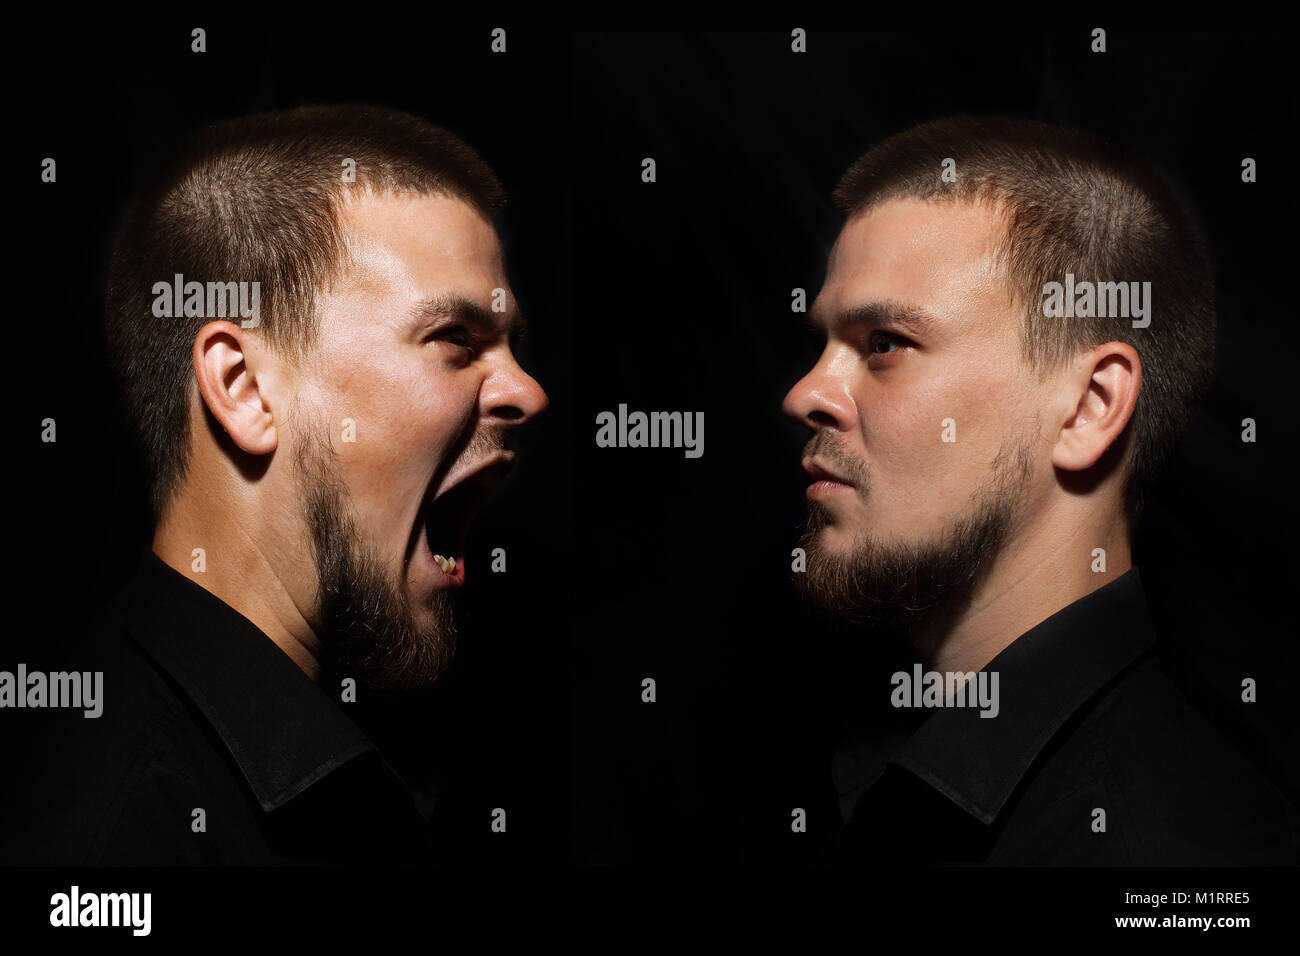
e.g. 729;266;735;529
816;197;1013;335
332;190;504;299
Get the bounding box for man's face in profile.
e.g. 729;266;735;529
783;198;1049;624
288;192;547;689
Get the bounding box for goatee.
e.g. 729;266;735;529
795;431;1033;632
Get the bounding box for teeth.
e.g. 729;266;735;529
431;554;457;574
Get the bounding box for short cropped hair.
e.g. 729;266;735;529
832;116;1215;528
105;105;506;521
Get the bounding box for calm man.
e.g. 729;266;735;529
785;116;1298;864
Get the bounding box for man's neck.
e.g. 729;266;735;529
152;498;323;682
911;503;1132;675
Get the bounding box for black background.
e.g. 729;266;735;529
12;24;1298;864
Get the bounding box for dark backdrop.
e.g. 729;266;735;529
13;26;1297;863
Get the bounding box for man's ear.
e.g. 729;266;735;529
1052;341;1141;472
192;321;279;456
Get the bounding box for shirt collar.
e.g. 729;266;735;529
117;549;379;812
883;566;1156;826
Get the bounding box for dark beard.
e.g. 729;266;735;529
295;432;457;693
794;432;1032;632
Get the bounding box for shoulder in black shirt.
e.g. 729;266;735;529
831;567;1300;865
2;550;434;865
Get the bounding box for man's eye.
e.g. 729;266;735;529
868;331;908;355
429;326;477;357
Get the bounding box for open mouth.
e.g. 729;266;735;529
415;458;512;588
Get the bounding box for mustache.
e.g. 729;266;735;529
464;426;509;459
803;431;869;488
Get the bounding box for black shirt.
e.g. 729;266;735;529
3;550;434;865
831;567;1300;864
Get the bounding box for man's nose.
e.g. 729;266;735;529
483;357;549;425
782;353;853;431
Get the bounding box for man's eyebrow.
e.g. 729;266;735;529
410;292;527;337
806;300;937;337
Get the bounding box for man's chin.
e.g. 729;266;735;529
797;509;936;623
797;534;901;624
794;500;1017;632
808;523;863;557
408;603;455;648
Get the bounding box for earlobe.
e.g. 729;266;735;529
192;321;279;457
1052;343;1141;473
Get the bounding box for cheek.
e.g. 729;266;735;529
864;361;1008;503
862;375;957;472
325;365;475;526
